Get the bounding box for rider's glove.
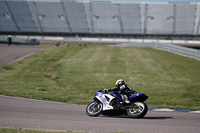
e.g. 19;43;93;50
103;88;109;93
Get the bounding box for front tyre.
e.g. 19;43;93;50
86;101;103;117
127;102;148;118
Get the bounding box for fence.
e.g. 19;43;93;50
110;42;200;61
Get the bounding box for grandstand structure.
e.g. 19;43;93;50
0;0;200;38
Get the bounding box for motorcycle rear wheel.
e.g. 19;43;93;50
86;101;103;117
127;102;148;118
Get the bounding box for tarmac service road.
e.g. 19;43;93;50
0;45;44;68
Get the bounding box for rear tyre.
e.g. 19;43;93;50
86;101;103;117
127;102;148;118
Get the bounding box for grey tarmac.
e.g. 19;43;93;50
0;45;44;68
0;95;199;133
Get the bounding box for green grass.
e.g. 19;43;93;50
0;45;200;110
0;128;128;133
0;128;86;133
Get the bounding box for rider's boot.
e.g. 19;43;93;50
121;95;130;104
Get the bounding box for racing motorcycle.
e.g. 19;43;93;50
86;89;148;118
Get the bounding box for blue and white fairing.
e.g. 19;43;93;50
94;91;148;111
110;92;122;101
94;92;116;110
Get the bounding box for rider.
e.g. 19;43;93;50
104;79;136;104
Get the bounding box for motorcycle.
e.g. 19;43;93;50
86;89;148;118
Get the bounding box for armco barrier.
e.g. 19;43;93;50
110;43;200;61
154;43;200;60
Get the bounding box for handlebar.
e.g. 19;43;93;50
98;89;109;94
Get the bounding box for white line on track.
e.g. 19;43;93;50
9;52;34;64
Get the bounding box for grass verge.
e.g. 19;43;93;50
0;45;200;110
0;128;86;133
0;128;128;133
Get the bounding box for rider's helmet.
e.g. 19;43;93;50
115;79;125;87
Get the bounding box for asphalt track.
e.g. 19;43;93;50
0;45;200;133
0;95;200;133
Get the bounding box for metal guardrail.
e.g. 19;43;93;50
110;43;200;61
154;43;200;60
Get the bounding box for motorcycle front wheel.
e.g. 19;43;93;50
127;102;148;118
86;101;103;117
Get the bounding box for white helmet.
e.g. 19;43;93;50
115;79;125;87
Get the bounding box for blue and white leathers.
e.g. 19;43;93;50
94;92;115;110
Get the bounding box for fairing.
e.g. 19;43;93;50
111;92;123;101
